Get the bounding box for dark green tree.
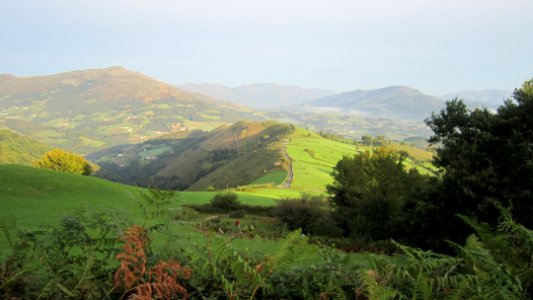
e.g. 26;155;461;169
327;147;430;241
426;79;533;228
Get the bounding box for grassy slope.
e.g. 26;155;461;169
285;128;435;193
0;165;282;230
0;129;52;165
0;164;143;229
285;128;360;193
251;171;287;185
0;165;371;267
92;121;293;191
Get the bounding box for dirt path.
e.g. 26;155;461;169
282;143;293;188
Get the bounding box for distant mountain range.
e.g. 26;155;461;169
1;66;513;153
438;90;512;110
179;83;334;110
290;86;444;121
0;67;259;153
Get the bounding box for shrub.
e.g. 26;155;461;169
209;192;241;212
273;194;340;236
228;210;246;218
36;149;94;175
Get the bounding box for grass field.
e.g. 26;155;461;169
0;164;371;268
285;128;361;193
250;171;287;185
284;128;435;193
0;165;284;230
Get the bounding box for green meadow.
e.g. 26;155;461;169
0;164;371;268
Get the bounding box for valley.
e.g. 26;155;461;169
0;67;530;299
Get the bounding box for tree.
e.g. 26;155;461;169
37;149;94;175
425;79;533;228
327;147;429;241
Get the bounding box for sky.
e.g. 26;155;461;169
1;0;532;94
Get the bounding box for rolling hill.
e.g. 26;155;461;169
89;120;435;193
293;86;444;121
0;164;283;232
0;128;52;165
0;67;260;153
179;83;334;110
88;121;295;190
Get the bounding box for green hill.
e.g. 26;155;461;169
89;121;435;193
0;67;261;154
0;164;143;229
0;165;280;230
89;121;294;190
0;128;52;165
285;128;357;192
284;128;435;193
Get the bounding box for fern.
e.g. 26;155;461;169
363;208;532;299
114;224;191;300
265;228;308;273
137;189;179;230
360;268;399;300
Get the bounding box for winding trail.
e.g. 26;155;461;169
282;143;293;188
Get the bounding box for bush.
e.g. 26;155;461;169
228;210;246;218
36;149;94;175
209;192;240;212
273;194;340;236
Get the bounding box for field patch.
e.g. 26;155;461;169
250;171;287;185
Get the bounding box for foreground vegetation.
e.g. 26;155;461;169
1;79;532;299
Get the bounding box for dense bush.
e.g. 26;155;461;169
273;194;342;236
363;208;533;299
327;147;431;242
37;148;94;175
209;192;241;212
189;192;271;215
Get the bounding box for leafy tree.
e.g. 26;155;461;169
327;147;430;241
425;79;533;228
36;149;94;175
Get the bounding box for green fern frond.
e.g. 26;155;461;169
267;229;308;272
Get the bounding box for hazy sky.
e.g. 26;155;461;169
1;0;532;94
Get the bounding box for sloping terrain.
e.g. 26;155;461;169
0;128;52;165
0;67;260;153
285;128;436;193
294;86;444;121
89;121;295;190
0;164;280;232
179;83;334;109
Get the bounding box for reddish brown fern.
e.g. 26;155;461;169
115;225;148;289
132;261;192;299
114;225;191;300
